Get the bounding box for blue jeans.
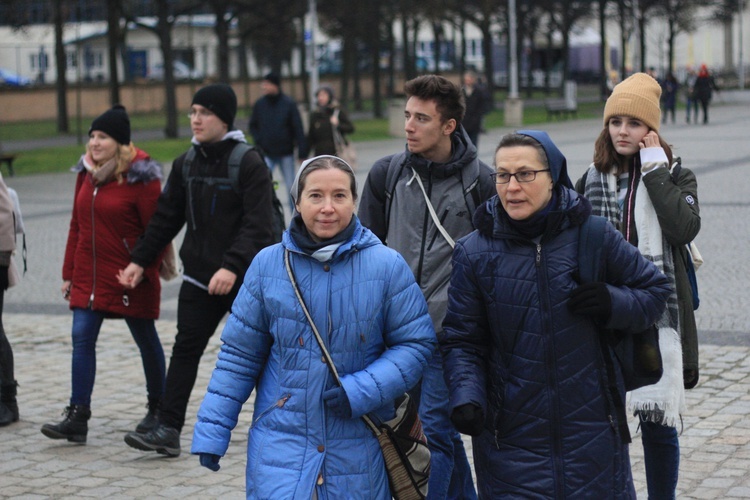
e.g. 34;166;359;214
417;351;477;500
640;418;679;500
264;155;297;212
70;308;165;406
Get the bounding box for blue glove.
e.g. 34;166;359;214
323;386;352;418
199;453;221;472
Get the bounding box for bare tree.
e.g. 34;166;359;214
124;0;198;138
106;0;122;103
452;0;505;88
53;0;69;133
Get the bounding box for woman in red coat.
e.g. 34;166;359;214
41;105;166;445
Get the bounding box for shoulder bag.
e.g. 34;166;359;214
284;249;430;499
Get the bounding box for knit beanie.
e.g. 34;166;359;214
89;104;130;145
263;72;281;88
191;83;237;129
603;72;662;132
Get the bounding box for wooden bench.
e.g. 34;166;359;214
545;98;577;120
0;153;17;177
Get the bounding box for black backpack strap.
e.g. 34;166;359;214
383;154;408;233
578;216;631;443
181;147;197;186
577;215;607;283
227;143;254;193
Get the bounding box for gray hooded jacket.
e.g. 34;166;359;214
359;127;494;334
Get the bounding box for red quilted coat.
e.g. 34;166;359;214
62;148;163;319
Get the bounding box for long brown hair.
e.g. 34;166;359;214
593;124;673;175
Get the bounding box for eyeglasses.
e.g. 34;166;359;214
491;169;550;184
187;109;215;119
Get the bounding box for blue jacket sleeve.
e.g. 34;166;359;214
191;260;273;456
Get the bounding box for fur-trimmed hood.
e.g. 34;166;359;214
73;146;162;184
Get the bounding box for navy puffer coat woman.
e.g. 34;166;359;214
440;131;671;498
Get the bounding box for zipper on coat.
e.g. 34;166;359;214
535;243;542;267
88;186;99;307
535;242;566;498
249;394;290;429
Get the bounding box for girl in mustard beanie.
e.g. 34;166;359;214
575;72;701;499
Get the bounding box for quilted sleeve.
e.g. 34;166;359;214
191;256;274;456
439;239;490;414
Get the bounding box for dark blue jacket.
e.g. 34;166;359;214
249;93;308;158
441;189;670;498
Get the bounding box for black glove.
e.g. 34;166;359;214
199;453;221;471
323;386;352;418
568;282;612;319
450;403;485;437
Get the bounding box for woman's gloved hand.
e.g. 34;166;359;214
323;386;352;418
450;403;485;436
199;453;221;472
568;282;612;320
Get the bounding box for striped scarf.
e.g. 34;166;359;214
583;165;685;427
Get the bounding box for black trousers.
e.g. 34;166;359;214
159;281;237;431
0;266;13;385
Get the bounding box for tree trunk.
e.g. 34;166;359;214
599;0;608;100
215;10;231;82
54;0;68;133
480;20;493;89
156;1;178;138
107;0;121;104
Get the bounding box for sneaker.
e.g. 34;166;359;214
124;423;181;457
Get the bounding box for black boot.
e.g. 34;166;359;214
40;404;91;443
0;381;19;426
135;397;160;433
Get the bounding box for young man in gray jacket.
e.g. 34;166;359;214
359;75;495;499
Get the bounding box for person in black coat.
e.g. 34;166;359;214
307;86;354;157
461;70;493;148
119;84;277;458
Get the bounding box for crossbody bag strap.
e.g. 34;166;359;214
410;168;455;249
283;249;381;435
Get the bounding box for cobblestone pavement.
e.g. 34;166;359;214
1;101;749;498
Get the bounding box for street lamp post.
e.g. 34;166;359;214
504;0;524;127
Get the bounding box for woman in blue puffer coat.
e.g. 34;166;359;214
440;131;671;499
191;155;436;499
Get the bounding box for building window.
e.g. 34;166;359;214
67;51;78;69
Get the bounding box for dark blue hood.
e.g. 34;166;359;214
516;130;574;189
